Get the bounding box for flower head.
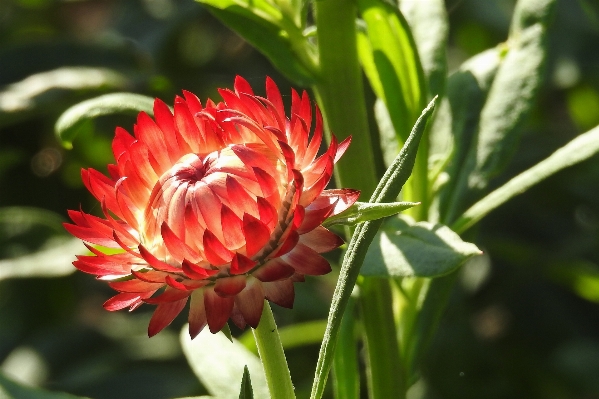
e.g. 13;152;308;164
66;76;359;337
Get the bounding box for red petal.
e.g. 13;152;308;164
203;230;234;265
138;245;182;273
253;258;295;282
104;292;147;311
181;259;218;280
334;136;352;164
148;297;188;337
234;75;254;96
188;289;207;338
234;278;265;328
243;213;271;258
263;279;295;308
272;230;299;257
298;226;344;253
144;287;192;304
204;287;234;333
214;275;247;297
230;253;257;275
109;279;164;293
281;243;332;276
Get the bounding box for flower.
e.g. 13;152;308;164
65;76;359;337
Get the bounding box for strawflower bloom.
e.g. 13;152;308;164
66;76;359;337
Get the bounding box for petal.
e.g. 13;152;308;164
243;213;272;258
204;287;234;333
203;230;234;266
263;279;294;308
148;297;188;337
253;258;295;282
188;289;208;338
281;243;332;276
230;253;257;275
234;277;265;328
298;226;344;253
214;275;247;297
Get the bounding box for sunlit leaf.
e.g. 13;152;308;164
196;0;316;85
357;0;426;144
452;124;599;234
181;326;269;399
55;92;155;149
323;201;419;227
239;320;327;354
0;372;89;399
310;97;437;399
361;215;481;278
399;0;448;98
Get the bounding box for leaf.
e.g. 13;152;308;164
323;201;419;227
331;298;359;399
196;0;316;85
0;67;128;127
238;366;254;399
0;207;83;280
0;372;89;399
398;0;449;97
0;237;82;280
55;92;155;149
310;97;437;399
432;47;504;221
181;325;269;399
357;0;426;144
452;124;599;234
361;215;481;278
446;0;557;220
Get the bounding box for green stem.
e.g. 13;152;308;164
359;277;405;399
314;0;378;198
332;297;360;399
252;301;296;399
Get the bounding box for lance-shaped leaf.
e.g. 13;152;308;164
323;201;419;227
55;92;155;149
238;320;327;354
361;215;481;278
399;0;448;98
181;326;269;399
357;0;426;144
195;0;316;85
238;366;254;399
310;97;437;399
445;0;557;221
452;124;599;234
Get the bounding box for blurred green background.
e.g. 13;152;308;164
1;0;599;398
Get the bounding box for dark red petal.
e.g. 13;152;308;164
281;243;332;276
297;203;335;234
234;278;265;328
263;279;295;308
230;253;257;275
298;226;344;253
188;289;207;338
148;297;188;337
203;230;234;266
103;293;144;311
230;305;247;330
253;258;295;282
204;288;234;333
243;214;271;258
138;245;182;273
214;275;247;297
272;230;299;257
109;279;164;293
144;287;192;304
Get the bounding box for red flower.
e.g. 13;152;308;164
65;76;359;337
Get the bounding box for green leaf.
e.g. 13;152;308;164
0;67;128;128
0;372;89;399
357;0;426;143
431;47;504;222
323;201;419;227
196;0;316;85
361;215;481;278
452;124;599;234
0;207;83;280
0;237;81;281
55;92;155;149
238;366;254;399
446;0;557;220
180;326;269;399
310;97;437;399
398;0;448;97
332;298;360;399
